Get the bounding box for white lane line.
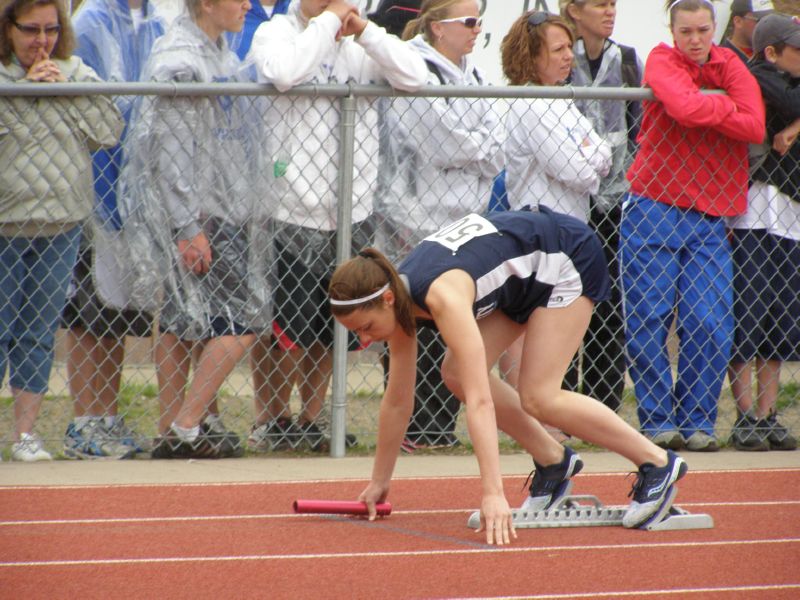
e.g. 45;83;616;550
445;583;800;600
0;468;798;491
1;538;798;568
1;500;799;527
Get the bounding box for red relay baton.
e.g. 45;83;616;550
292;499;392;516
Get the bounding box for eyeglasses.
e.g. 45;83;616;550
437;16;483;29
11;20;61;37
527;11;552;27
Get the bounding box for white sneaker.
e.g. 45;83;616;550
11;432;53;462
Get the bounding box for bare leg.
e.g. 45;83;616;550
155;332;191;435
13;387;44;440
517;297;665;468
174;334;255;429
755;358;780;418
67;327;125;418
728;360;753;414
499;334;568;444
297;342;333;424
442;311;565;466
252;342;300;425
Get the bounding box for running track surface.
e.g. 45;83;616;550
1;468;799;599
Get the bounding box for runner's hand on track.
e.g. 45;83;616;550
359;481;389;521
476;493;516;545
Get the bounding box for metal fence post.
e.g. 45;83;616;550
331;93;357;458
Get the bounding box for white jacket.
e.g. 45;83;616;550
505;96;611;223
247;5;427;230
378;36;504;237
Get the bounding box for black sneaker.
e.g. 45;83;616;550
248;417;303;452
623;449;688;528
761;412;797;451
521;446;584;512
730;411;769;451
298;421;328;452
151;425;224;459
203;420;244;458
297;421;357;452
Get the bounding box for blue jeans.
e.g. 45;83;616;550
0;226;81;393
619;195;732;437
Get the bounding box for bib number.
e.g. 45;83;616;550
424;213;498;253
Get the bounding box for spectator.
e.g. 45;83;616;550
503;12;611;220
368;0;419;36
226;0;290;60
727;12;799;452
122;0;273;459
619;0;764;452
499;11;611;443
244;0;426;452
1;0;124;460
721;0;774;62
375;0;504;452
558;0;642;413
60;0;165;460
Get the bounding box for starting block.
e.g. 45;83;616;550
467;488;713;531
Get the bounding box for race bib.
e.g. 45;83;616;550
423;213;498;253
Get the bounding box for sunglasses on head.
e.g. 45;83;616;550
527;11;552;27
437;16;483;29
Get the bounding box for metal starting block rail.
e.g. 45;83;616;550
467;490;713;531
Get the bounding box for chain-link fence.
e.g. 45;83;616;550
1;82;798;459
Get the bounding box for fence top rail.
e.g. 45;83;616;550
0;81;692;101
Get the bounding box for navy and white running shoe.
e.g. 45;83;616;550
623;450;688;528
521;446;584;512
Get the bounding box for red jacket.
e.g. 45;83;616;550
627;43;765;217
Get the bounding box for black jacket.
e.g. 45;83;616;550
749;59;800;202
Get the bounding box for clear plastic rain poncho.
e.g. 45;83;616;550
71;0;166;309
571;39;638;213
119;15;274;340
374;35;504;263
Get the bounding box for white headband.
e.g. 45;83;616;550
668;0;715;15
329;283;390;307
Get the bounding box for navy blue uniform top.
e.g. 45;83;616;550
399;207;610;324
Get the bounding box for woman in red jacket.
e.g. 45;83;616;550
619;0;765;452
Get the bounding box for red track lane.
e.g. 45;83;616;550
1;469;799;600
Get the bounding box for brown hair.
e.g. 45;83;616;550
665;0;716;28
558;0;582;32
328;248;416;337
401;0;461;41
501;11;574;85
0;0;75;65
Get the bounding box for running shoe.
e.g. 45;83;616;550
297;421;357;452
761;412;797;451
520;446;584;512
647;430;685;450
623;449;688;529
248;417;303;452
64;420;136;460
11;432;52;462
203;416;244;458
298;421;329;452
730;411;769;452
151;423;227;459
684;431;719;452
109;418;152;453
